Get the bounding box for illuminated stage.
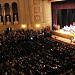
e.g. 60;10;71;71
51;30;75;44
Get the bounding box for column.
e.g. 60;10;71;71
0;15;2;25
10;5;13;25
0;16;1;22
7;16;9;22
14;15;17;21
2;6;5;25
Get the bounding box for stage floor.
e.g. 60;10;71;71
51;30;75;45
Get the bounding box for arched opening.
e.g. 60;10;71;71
0;4;3;24
12;2;18;24
4;3;11;25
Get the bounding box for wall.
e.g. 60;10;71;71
27;0;52;30
43;0;52;29
0;0;53;33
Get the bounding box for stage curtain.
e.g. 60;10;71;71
57;9;75;27
57;9;62;28
52;1;75;29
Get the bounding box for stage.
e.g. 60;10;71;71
51;30;75;44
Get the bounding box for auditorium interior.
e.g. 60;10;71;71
0;0;75;75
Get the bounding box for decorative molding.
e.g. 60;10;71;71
34;7;40;13
33;0;40;5
34;15;40;22
29;0;44;24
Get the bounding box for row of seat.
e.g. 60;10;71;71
0;29;75;75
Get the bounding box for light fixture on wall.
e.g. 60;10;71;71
35;24;40;29
21;24;27;29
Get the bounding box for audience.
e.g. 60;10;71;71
0;28;75;75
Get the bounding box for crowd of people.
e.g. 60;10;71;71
0;27;75;75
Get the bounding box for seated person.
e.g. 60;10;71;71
53;24;58;30
46;26;50;33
